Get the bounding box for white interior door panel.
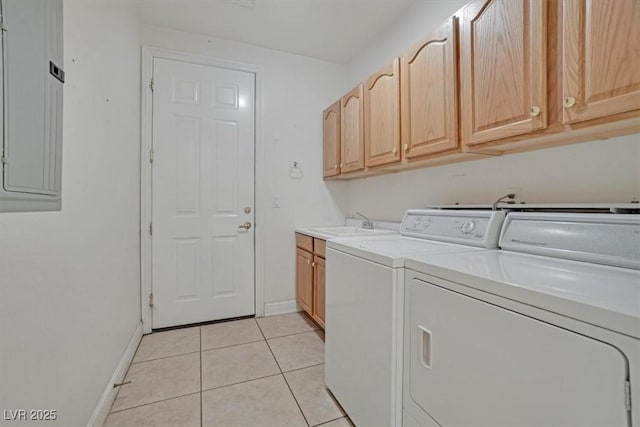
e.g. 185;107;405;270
152;58;255;328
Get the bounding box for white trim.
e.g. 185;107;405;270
139;46;265;333
264;300;300;317
86;322;143;427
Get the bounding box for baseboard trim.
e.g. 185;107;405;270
263;300;299;317
87;321;143;427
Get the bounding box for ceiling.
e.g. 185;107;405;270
135;0;416;64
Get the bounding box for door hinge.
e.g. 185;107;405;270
149;149;154;164
625;380;632;411
148;293;154;307
148;222;153;235
0;155;7;164
0;23;6;33
149;78;154;92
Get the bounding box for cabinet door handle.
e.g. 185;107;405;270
563;96;576;108
306;259;310;265
529;106;541;117
340;163;343;168
311;262;316;268
392;147;398;155
334;164;338;170
403;144;409;152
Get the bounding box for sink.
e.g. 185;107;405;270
307;226;396;237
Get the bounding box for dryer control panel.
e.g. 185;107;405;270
400;210;505;248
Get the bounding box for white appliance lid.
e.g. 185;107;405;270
327;235;485;268
405;250;640;339
499;212;640;269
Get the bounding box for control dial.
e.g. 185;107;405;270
461;219;477;234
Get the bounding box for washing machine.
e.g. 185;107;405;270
403;211;640;426
325;209;506;427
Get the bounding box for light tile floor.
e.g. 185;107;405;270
105;312;352;427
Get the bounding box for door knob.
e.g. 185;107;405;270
238;221;252;230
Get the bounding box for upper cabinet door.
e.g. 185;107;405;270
364;58;401;167
322;100;341;178
562;0;640;124
460;0;547;147
401;17;459;159
340;84;365;173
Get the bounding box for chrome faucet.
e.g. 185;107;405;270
354;212;374;230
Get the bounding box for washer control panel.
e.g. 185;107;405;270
400;210;506;248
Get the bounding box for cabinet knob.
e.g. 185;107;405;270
392;147;398;155
340;163;343;168
563;96;576;108
306;259;310;265
311;261;316;268
529;106;541;117
334;164;338;170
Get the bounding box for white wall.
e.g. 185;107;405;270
140;25;350;310
348;0;468;86
0;1;141;425
347;0;640;221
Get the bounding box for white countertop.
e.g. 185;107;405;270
296;219;400;240
406;250;640;339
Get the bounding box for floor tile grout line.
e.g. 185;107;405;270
313;415;349;427
281;368;311;427
108;391;201;415
261;327;320;341
201;338;266;354
131;349;201;365
281;362;325;374
259;323;311;427
201;372;282;394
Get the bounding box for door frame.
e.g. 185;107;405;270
139;46;265;334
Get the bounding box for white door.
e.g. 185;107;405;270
151;58;255;329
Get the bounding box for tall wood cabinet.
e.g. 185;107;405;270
401;17;459;159
460;0;547;147
322;101;341;178
340;84;365;174
364;58;401;167
561;0;640;124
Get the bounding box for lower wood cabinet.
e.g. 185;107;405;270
312;256;326;328
295;247;314;315
295;233;326;329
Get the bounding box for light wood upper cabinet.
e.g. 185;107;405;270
401;17;459;159
562;0;640;124
322;101;341;178
460;0;547;147
296;248;313;316
340;84;365;173
364;58;401;167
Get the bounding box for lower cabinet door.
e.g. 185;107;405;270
312;256;325;329
296;248;314;315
